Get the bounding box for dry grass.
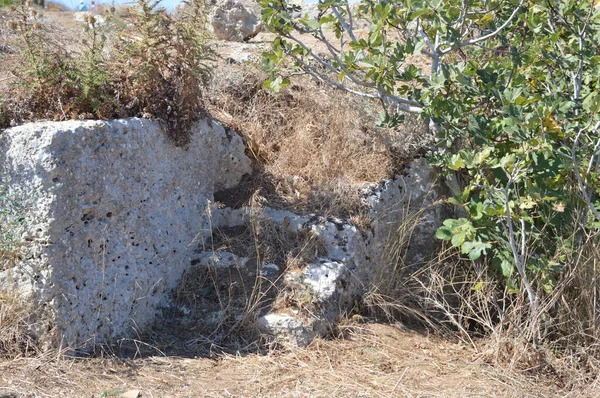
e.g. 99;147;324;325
206;62;431;216
0;322;585;397
366;220;600;389
0;290;40;358
358;191;600;391
164;194;328;353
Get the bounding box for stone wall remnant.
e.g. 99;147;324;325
0;118;251;351
194;159;444;346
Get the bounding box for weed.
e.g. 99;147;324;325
72;14;112;116
0;96;9;128
109;0;213;144
3;0;213;144
206;63;431;216
6;1;72;116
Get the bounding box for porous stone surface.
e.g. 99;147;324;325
210;0;263;42
0;118;251;350
362;158;446;269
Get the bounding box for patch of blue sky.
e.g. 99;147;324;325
59;0;321;11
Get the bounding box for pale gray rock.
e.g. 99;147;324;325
257;313;316;346
362;158;445;269
0;118;251;351
210;0;263;42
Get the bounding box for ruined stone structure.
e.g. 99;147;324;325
0;118;251;350
0;118;442;350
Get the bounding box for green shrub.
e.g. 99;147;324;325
109;0;214;143
7;2;73;112
0;97;9;128
261;0;600;349
71;14;113;116
3;0;213;145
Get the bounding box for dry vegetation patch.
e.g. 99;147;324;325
0;1;213;145
0;323;584;397
0;291;40;358
207;62;430;216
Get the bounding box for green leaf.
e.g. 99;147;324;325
461;240;491;260
451;230;467;247
100;392;127;397
435;226;453;240
448;154;465;170
302;19;321;31
493;255;513;278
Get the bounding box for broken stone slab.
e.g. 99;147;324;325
0;118;251;351
362;158;446;268
257;313;317;347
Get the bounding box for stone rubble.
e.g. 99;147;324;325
195;159;443;346
210;0;263;42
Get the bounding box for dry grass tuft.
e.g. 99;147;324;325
368;216;600;390
0;290;40;358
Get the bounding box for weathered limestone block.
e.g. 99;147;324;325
210;0;263;42
363;158;445;269
0;118;251;351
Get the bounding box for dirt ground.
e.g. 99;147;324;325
0;323;594;398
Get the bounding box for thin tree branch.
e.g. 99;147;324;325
573;121;600;223
331;5;358;43
504;169;537;313
440;0;526;55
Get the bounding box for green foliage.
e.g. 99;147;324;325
3;0;213;144
7;2;70;94
0;97;9;128
72;14;112;114
110;0;214;143
260;0;600;305
0;0;14;7
424;1;600;293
